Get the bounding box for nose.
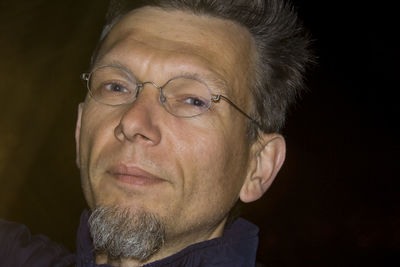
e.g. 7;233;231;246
114;87;162;145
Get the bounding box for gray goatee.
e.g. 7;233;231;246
88;206;165;261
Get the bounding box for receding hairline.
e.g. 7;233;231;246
93;6;257;67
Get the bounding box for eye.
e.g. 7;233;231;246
182;96;207;107
103;82;130;93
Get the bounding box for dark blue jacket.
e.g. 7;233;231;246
1;211;259;266
0;218;74;267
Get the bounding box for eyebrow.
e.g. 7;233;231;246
93;60;138;81
93;60;130;72
177;72;231;95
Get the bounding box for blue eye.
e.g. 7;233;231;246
104;82;129;93
183;97;207;107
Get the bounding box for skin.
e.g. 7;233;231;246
75;7;286;267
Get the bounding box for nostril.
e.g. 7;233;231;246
114;122;125;142
114;120;152;143
113;99;162;146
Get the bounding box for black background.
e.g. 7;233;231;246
0;1;398;266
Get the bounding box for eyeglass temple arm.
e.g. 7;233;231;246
212;94;262;130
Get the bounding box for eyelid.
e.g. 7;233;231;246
103;79;130;88
196;75;229;95
168;72;229;95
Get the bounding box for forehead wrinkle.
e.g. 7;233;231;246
96;34;232;90
106;33;220;72
97;7;254;106
104;9;251;64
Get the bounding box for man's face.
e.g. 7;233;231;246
76;7;255;249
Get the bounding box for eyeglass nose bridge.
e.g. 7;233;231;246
136;81;167;105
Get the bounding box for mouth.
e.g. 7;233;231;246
107;164;165;186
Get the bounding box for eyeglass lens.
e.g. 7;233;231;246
87;65;213;118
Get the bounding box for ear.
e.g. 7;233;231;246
239;133;286;203
75;103;84;168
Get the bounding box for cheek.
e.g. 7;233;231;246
80;114;103;167
80;104;119;158
178;126;248;210
78;105;119;200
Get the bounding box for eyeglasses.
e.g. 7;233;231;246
81;64;261;128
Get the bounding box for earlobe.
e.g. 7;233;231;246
75;103;84;168
239;134;286;203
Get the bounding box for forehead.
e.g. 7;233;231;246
97;7;254;96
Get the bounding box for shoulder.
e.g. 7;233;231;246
0;219;74;267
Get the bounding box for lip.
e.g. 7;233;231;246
107;163;165;186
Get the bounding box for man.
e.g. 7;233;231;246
1;0;312;266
